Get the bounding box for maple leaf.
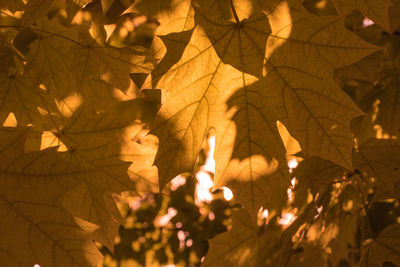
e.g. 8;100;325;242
293;156;346;207
54;106;142;248
201;209;271;267
32;93;159;248
127;0;194;35
0;127;102;266
69;28;152;94
25;18;78;99
330;0;392;32
149;0;375;212
361;223;400;266
24;17;153;103
0;71;59;127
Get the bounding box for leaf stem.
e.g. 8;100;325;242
229;0;240;24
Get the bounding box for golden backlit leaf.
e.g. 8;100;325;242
70;32;152;94
150;0;375;213
0;127;102;266
55;106;142;248
26;18;77;99
25;18;153;104
57;94;158;246
127;0;194;35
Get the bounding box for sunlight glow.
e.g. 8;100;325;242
362;18;375;27
39;131;67;151
287;177;296;202
203;135;215;173
3;112;17;127
170;175;186;191
195;134;216;204
129;198;142;211
257;207;270;226
186;239;193;247
222;187;233;201
177;230;185;241
262;209;269;219
208;211;215;220
314;206;323;219
316;0;328;9
194;134;234;204
154;208;177;227
279;212;296;226
195;172;214;204
288;159;298;170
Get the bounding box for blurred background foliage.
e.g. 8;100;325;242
99;175;233;267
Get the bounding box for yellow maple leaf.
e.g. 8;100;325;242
149;0;376;212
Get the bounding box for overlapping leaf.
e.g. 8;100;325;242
202;209;270;267
0;127;102;266
293;156;346;207
0;71;58;127
149;0;376;212
127;0;194;35
204;202;318;266
55;102;157;248
25;17;152;105
25;18;77;99
354;139;400;200
361;223;400;266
